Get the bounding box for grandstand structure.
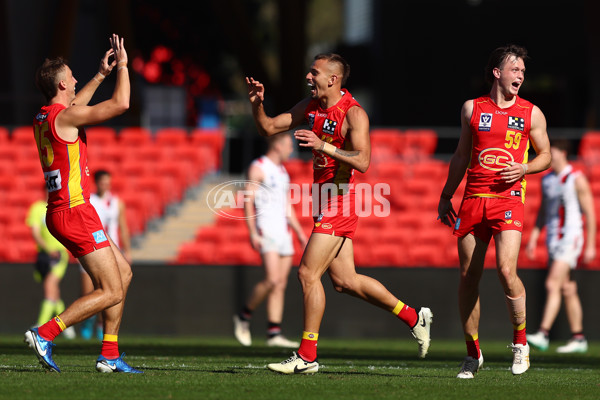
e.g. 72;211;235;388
1;127;599;270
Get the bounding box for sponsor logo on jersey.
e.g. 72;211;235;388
505;210;512;219
322;118;337;135
508;116;525;131
478;113;493;131
506;220;513;224
35;113;48;122
44;169;62;192
308;113;315;129
514;220;522;227
321;223;332;229
510;190;521;197
478;148;514;171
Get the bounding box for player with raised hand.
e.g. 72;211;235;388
25;34;141;373
247;53;433;375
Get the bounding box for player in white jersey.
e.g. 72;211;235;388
80;170;132;339
526;140;596;353
233;133;308;347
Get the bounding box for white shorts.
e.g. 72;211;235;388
259;229;294;256
548;234;583;269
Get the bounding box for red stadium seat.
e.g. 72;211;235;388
10;126;34;145
190;128;225;168
0;126;8;143
402;129;438;158
370;128;405;156
155;128;189;146
86;126;118;147
578;131;600;162
119;127;153;146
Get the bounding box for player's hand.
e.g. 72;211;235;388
99;47;116;76
500;161;527;183
109;34;128;66
250;233;262;251
294;129;323;150
437;197;457;228
582;245;596;264
525;240;537;260
298;232;308;249
246;77;265;105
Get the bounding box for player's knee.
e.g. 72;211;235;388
561;281;577;297
297;264;318;286
545;276;561;293
497;265;516;284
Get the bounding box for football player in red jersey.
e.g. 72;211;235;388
437;44;551;378
247;53;433;374
25;34;141;373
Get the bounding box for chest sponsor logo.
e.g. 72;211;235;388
478;148;514;171
44;169;62;192
322;118;337;135
478;113;493;132
308;113;315;129
508;116;525;131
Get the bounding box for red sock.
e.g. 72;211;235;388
465;335;481;359
101;335;120;359
513;325;527;346
297;332;318;362
37;316;64;341
393;301;418;327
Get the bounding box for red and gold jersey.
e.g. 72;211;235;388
304;90;361;188
33;104;90;213
465;95;534;202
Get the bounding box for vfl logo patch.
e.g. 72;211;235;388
454;218;461;230
510;190;521;197
35;113;48;122
308;113;315;129
322;118;337;135
505;210;512;219
508;116;525;131
93;230;108;244
478;113;493;131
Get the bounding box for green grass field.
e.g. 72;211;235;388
1;335;598;400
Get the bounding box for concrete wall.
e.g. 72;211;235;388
1;264;598;341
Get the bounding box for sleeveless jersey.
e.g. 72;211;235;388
33;103;90;213
465;95;534;202
90;192;121;247
304;90;361;189
252;155;290;236
541;164;584;245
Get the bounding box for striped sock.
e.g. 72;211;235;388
392;300;418;328
101;334;120;359
465;333;481;359
513;322;527;346
298;331;318;362
37;315;66;341
267;322;281;339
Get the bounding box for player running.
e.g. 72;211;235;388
247;53;432;374
25;34;141;373
438;44;551;378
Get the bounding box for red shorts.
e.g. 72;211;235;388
453;196;524;243
46;202;111;258
312;192;358;239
